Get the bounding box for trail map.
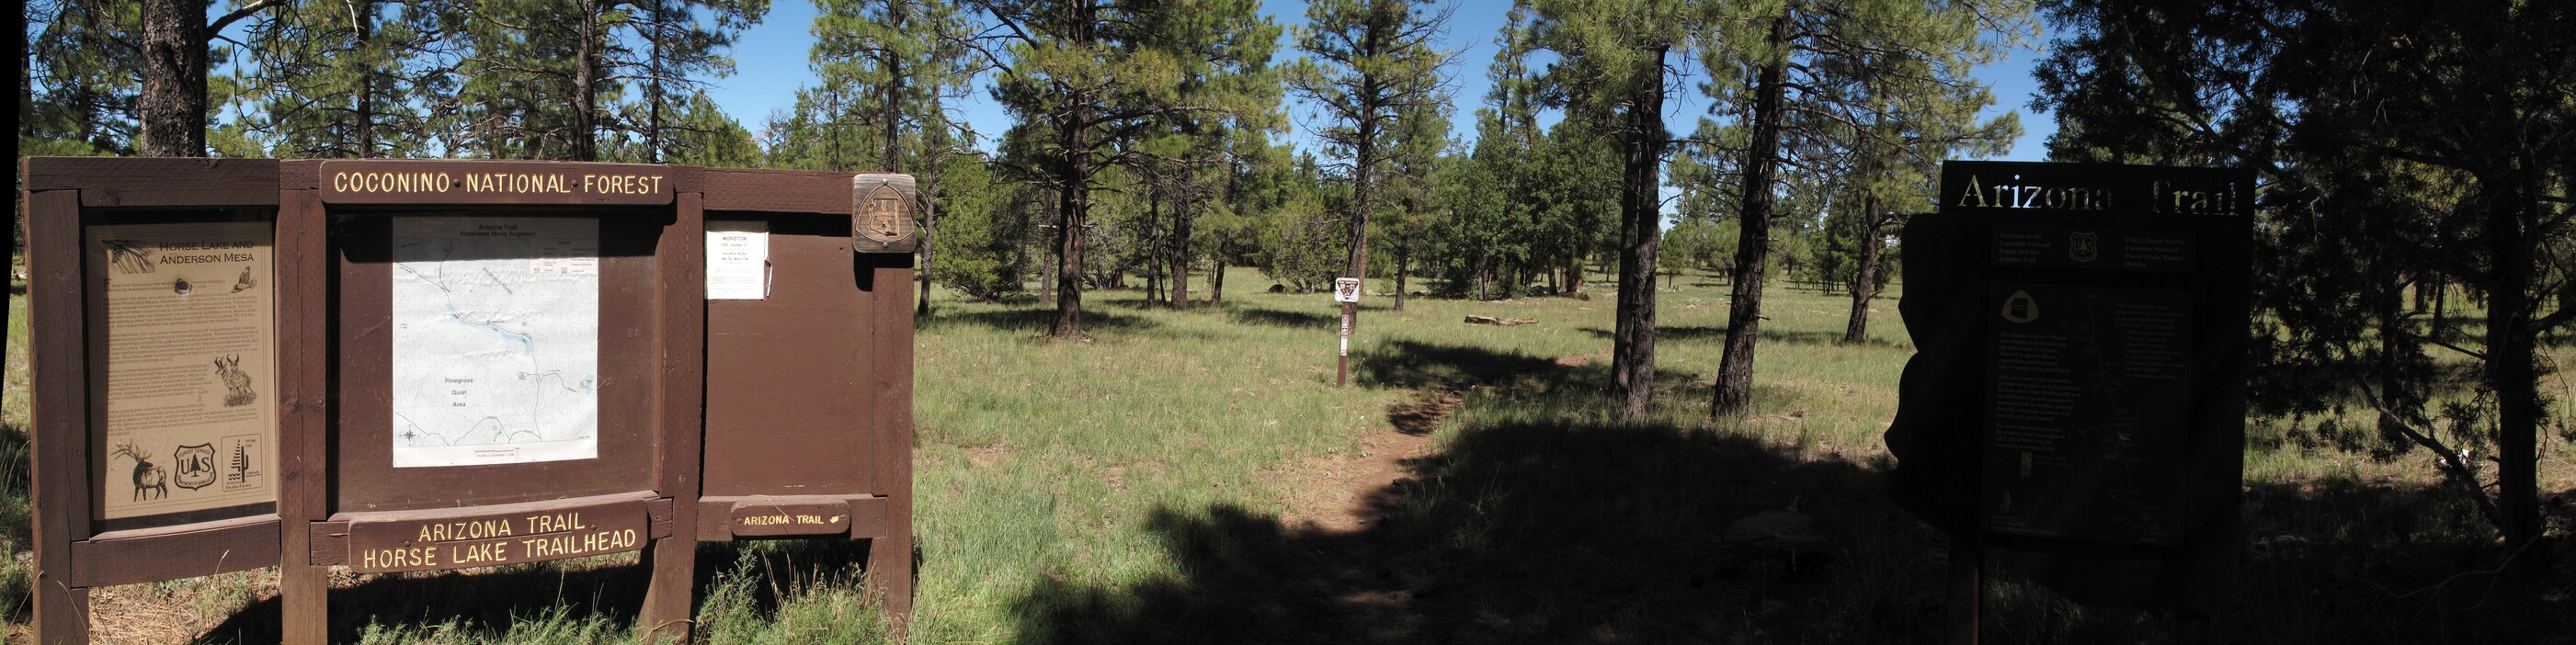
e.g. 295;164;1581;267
391;217;600;468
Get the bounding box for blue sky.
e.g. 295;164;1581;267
709;1;2057;162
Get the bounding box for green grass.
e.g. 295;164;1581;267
5;266;2573;643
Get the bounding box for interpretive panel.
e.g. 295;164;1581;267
390;216;602;467
1980;280;2192;545
83;221;279;520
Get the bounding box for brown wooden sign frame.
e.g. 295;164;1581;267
19;157;918;644
21;157;297;644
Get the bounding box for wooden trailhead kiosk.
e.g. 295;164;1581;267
17;157;918;643
1886;161;2253;642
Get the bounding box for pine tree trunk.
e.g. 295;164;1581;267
1168;187;1192;311
1841;198;1883;345
918;95;941;316
1210;250;1226;308
569;0;600;161
1052;102;1090;339
1348;131;1376;334
1393;241;1408;311
917;164;938;315
138;0;208;157
1714;17;1791;416
2486;185;2544;576
354;6;377;157
1611;45;1668;417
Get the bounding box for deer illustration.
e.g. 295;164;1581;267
112;442;168;501
215;354;256;407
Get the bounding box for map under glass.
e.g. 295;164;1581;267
390;216;600;468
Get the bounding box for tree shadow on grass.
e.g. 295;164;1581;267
1588;324;1906;348
1011;339;2576;644
1228;307;1336;330
1012;420;1913;644
919;306;1161;336
1349;340;1565;391
1017;337;1940;643
191;538;900;643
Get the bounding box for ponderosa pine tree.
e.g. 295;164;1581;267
134;0;281;156
1528;0;1705;416
813;0;973;313
1703;0;2033;415
970;0;1280;340
1285;0;1453;336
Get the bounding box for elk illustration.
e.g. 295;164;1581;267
215;354;256;407
112;442;168;501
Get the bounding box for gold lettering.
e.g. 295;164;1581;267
1957;175;1988;207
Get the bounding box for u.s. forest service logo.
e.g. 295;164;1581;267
173;443;219;491
855;183;915;246
2068;232;2100;263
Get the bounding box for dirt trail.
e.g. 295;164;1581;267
1274;389;1451;535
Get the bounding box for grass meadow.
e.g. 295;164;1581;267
5;266;2573;643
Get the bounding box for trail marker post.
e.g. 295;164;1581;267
1334;277;1360;387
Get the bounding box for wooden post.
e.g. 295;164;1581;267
1338;300;1352;387
868;250;918;621
1946;540;1981;645
27;188;92;644
637;190;708;642
277;187;331;645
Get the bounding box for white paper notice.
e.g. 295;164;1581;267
705;221;769;300
390;217;601;468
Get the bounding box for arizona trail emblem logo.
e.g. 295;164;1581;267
856;183;913;244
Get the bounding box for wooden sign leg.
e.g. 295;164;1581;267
638;190;707;644
637;536;696;643
1946;540;1981;645
867;526;916;622
279;188;331;645
27;188;93;644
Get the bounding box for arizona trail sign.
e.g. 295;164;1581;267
1886;161;2252;636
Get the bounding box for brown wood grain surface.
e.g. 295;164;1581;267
24;157;281;208
70;514;280;587
638;190;707;643
27;188;94;644
703;212;876;497
864;251;918;617
276;188;331;644
701;168;855;213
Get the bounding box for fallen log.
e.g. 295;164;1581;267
1464;315;1539;325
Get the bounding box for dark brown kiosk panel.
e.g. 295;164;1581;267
695;169;918;617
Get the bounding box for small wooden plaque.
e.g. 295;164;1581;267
727;497;852;538
851;174;918;254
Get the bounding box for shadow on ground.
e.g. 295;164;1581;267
1585;324;1906;349
1228;307;1337;330
1012;339;2576;645
189;538;895;643
919;306;1160;335
1017;339;1932;644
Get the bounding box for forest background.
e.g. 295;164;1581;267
12;0;2574;642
